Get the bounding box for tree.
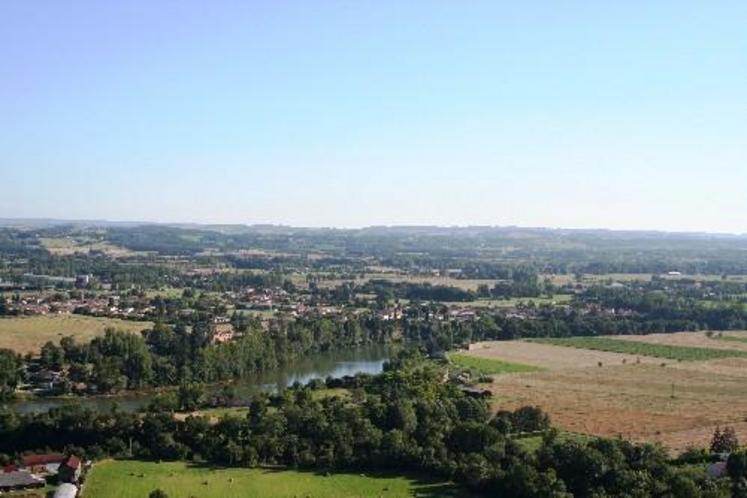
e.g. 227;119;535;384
711;426;739;454
40;341;65;370
149;489;169;498
0;349;22;399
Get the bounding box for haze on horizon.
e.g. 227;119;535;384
1;1;745;233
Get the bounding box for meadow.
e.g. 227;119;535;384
449;352;542;374
0;315;152;353
83;460;473;498
531;336;747;361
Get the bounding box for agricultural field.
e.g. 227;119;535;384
531;336;747;361
465;340;662;370
614;331;747;352
449;352;542;375
544;273;747;286
39;236;136;257
83;460;473;498
712;331;747;345
463;335;747;452
0;315;152;354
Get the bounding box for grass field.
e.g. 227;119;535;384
83;460;472;498
449;352;542;374
512;431;594;453
0;315;152;353
531;336;747;361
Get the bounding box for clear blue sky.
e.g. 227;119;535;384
1;1;745;232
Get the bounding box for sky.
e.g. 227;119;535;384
1;1;746;233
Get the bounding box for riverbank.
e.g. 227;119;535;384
2;345;394;414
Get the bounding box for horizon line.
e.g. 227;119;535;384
0;216;745;238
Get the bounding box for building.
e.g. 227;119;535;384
75;274;92;288
58;455;82;483
0;470;46;492
20;452;65;475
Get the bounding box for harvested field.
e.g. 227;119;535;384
467;336;747;452
614;331;747;353
466;340;661;370
0;315;152;354
488;363;747;452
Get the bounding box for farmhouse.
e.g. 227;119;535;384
20;452;65;475
0;470;46;492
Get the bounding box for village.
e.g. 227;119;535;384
0;452;84;498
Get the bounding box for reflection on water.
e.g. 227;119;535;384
4;345;393;415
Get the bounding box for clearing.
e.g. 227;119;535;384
83;460;473;498
0;315;152;354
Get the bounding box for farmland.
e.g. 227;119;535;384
0;315;152;354
39;236;136;257
531;336;747;361
714;331;747;345
83;460;473;498
449;352;542;374
461;335;747;451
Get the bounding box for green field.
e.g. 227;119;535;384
83;460;473;498
531;337;747;361
512;431;594;453
713;332;747;345
0;315;152;354
449;352;542;374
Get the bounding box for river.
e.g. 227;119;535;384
4;345;393;415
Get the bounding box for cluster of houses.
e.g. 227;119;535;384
0;453;83;497
2;293;153;320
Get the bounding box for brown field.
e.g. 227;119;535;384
613;331;747;353
466;337;747;452
466;340;661;370
40;237;137;257
0;315;152;354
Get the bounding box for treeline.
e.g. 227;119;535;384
0;357;734;496
7;253;182;289
365;280;477;302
